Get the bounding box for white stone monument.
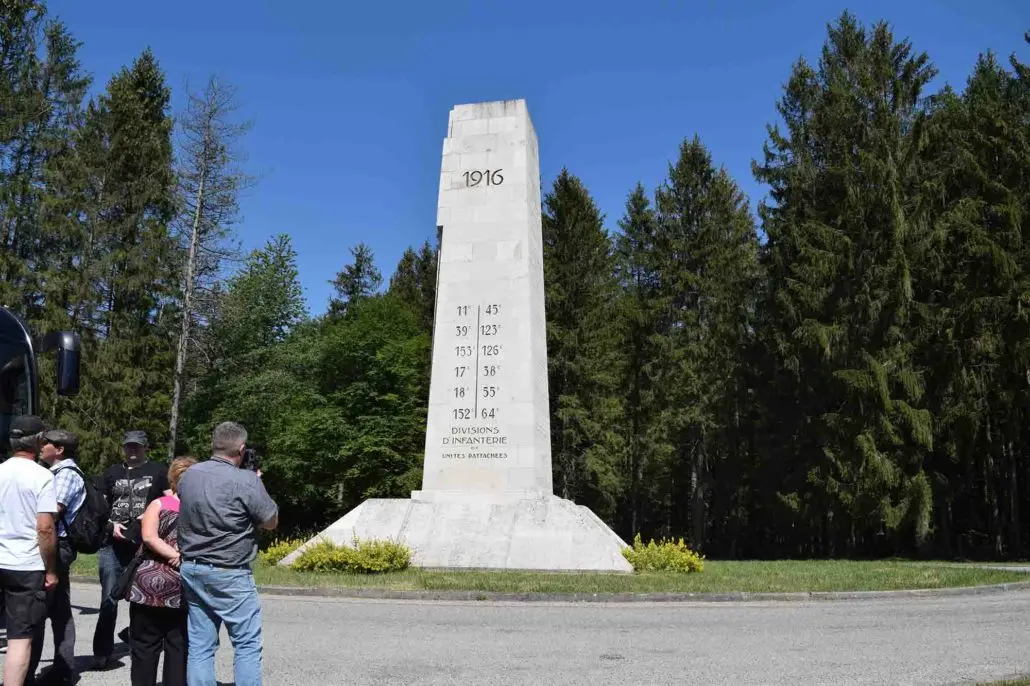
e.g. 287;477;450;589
281;100;631;572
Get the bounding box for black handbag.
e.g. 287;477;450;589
109;546;144;602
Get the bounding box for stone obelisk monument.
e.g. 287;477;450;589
419;98;552;500
282;100;631;572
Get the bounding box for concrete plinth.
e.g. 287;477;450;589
279;494;632;572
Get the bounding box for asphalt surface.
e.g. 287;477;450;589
4;582;1030;685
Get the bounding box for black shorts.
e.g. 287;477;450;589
0;568;47;639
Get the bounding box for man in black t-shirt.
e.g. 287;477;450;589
90;430;169;670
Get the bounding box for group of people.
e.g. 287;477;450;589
0;418;279;686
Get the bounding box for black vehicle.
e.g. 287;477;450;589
0;307;80;454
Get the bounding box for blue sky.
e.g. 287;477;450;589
48;0;1028;315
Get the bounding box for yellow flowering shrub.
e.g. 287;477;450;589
257;537;306;566
622;533;705;573
291;537;411;574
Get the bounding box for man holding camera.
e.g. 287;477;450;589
177;421;278;686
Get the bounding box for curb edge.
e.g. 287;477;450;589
67;575;1030;604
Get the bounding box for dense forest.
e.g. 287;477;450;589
3;1;1029;560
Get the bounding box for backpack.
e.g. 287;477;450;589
59;465;110;554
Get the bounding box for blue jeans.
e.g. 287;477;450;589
93;543;135;658
180;561;263;686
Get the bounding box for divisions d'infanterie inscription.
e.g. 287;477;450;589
442;301;508;459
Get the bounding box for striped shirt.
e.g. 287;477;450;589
52;460;86;538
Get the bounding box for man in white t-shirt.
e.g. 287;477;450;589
0;415;59;686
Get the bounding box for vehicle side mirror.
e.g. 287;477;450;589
40;332;80;396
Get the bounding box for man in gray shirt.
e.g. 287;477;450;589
177;421;277;686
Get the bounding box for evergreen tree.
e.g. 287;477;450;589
0;3;90;319
654;137;759;550
753;12;936;555
36;48;178;469
388;238;438;333
542;168;624;518
208;233;306;369
94;49;178;464
6;8;92;427
614;183;673;537
0;0;48;310
916;45;1030;558
329;242;381;317
32;20;91;319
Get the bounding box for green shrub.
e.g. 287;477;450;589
291;537;411;574
622;533;705;573
257;537;306;566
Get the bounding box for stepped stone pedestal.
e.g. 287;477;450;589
281;100;632;572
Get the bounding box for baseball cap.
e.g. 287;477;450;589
122;430;148;446
43;429;78;451
10;415;45;439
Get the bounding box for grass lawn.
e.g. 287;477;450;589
68;555;1029;595
979;679;1030;686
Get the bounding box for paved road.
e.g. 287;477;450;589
5;583;1029;685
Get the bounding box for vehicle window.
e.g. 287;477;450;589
0;344;30;455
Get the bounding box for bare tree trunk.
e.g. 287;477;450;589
168;163;206;459
1007;435;1020;557
628;301;643;537
690;437;707;550
985;412;1002;558
630;410;640;536
71;177;106;333
165;76;250;458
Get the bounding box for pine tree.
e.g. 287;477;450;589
614;183;673;537
0;0;47;310
32;19;91;316
329;242;382;317
0;3;90;319
210;233;306;364
753;12;936;555
916;44;1030;558
48;49;179;469
388;238;438;333
653;137;759;550
542;168;624;518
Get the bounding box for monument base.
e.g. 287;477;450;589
278;494;633;573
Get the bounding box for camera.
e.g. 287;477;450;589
241;447;261;472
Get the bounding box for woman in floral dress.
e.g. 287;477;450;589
127;456;196;686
